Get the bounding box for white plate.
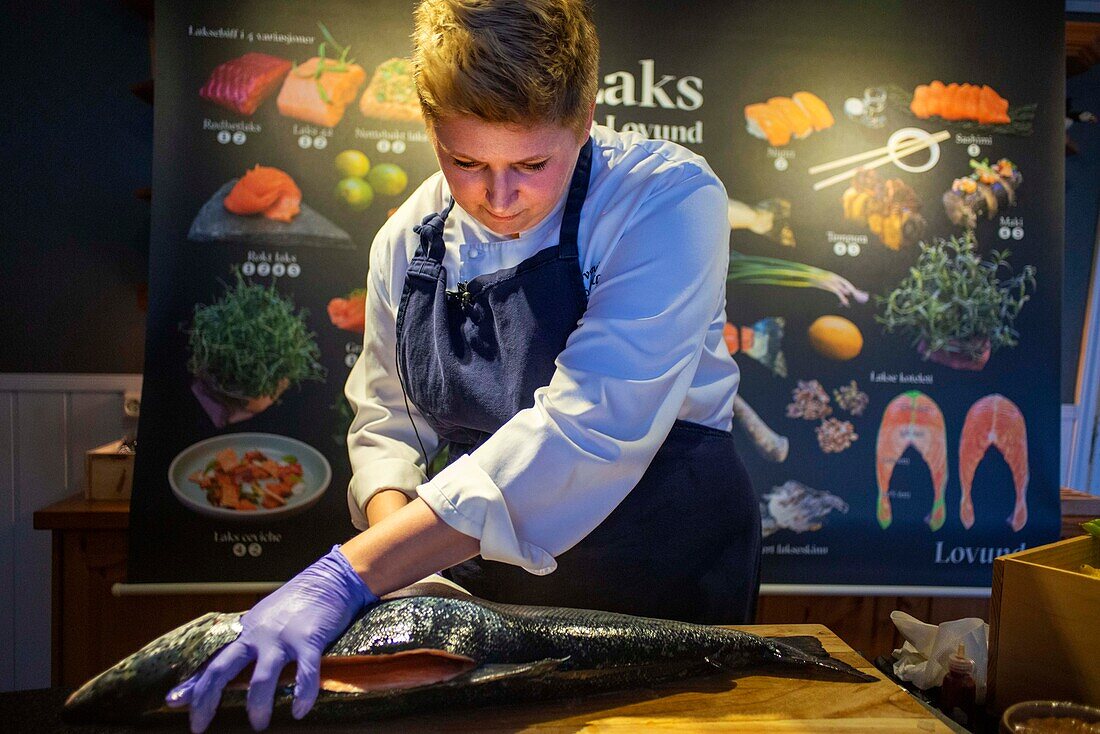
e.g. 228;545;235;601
168;432;332;522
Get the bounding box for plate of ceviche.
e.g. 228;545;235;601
168;433;331;521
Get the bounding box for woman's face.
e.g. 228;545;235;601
429;113;591;237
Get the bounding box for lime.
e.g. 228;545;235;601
335;177;374;211
335;150;370;178
368;163;408;197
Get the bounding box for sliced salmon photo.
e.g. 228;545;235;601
199;52;292;116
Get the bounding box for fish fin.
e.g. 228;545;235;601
768;635;828;658
381;580;474;601
464;658;570;685
707;637;877;684
769;637;878;682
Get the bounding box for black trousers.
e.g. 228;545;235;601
445;421;762;625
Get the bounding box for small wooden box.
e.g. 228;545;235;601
84;440;134;500
989;534;1100;713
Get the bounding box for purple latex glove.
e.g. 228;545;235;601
165;545;377;733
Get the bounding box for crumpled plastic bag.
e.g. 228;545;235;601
890;611;989;703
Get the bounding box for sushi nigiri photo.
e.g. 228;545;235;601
744;91;834;147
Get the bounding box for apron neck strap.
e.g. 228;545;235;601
412;197;456;262
558;137;593;261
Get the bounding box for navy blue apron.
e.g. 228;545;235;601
395;138;760;624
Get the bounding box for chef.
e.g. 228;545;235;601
168;1;760;731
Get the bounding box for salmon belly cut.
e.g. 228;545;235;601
227;649;477;694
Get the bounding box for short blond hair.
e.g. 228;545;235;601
412;0;599;134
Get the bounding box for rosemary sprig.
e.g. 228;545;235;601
875;231;1036;359
318;22;346;57
290;22;357;106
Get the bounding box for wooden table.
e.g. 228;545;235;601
355;624;960;733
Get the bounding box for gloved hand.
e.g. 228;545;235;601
165;545;378;733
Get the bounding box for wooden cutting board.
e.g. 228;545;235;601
302;624;959;733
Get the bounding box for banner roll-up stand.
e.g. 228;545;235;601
129;0;1064;595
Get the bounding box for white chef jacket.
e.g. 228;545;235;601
345;123;740;574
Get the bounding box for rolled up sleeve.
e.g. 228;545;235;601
416;168;730;573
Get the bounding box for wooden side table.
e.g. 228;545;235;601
33;495;264;687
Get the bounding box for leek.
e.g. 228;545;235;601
727;252;869;307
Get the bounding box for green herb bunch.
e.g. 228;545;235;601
187;273;326;398
291;22;356;104
876;231;1036;360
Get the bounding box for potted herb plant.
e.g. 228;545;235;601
187;273;326;426
876;231;1036;371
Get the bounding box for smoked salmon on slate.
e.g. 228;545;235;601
199;52;292;116
958;394;1029;532
223;165;301;223
875;391;948;531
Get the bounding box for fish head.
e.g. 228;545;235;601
63;612;244;724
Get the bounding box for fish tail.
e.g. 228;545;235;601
749;636;878;683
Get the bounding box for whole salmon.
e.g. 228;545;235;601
63;583;874;725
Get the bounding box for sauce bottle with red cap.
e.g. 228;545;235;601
939;642;977;727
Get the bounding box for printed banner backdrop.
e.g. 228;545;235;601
130;0;1063;589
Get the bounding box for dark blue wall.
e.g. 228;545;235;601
1064;61;1100;402
0;0;152;373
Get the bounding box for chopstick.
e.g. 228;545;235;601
811;132;950;191
808;130;950;175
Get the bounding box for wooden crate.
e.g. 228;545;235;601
84;440;134;500
988;535;1100;713
1062;488;1100;539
